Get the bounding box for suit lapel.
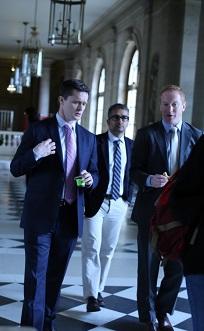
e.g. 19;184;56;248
101;132;109;172
48;116;63;168
179;122;192;167
154;122;169;169
76;124;84;171
124;137;131;170
123;137;132;190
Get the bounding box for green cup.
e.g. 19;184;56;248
74;176;85;187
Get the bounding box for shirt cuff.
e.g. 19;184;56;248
33;148;40;161
146;175;153;187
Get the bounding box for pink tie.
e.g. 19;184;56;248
64;125;77;204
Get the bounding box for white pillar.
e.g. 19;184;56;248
179;0;201;123
38;59;53;119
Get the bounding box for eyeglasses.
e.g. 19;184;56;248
109;115;129;121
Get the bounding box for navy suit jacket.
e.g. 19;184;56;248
130;121;203;226
85;131;133;218
10;116;98;236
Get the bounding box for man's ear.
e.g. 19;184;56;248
58;96;64;104
182;102;186;112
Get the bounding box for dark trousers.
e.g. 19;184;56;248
137;220;183;322
21;202;78;331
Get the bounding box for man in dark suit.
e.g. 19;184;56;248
82;103;133;312
10;79;98;331
130;85;203;331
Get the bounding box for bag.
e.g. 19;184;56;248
151;173;191;261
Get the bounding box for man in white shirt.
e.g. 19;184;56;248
82;103;133;312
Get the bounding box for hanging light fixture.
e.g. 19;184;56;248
11;65;15;72
14;40;23;94
48;0;86;47
22;0;43;78
7;77;16;93
7;41;22;94
21;22;31;87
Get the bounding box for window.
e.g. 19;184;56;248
95;67;105;134
126;49;139;139
118;42;140;139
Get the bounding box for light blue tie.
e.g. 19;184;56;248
169;127;179;175
111;140;121;200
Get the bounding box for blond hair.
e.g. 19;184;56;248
160;85;186;103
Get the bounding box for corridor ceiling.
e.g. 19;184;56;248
0;0;120;60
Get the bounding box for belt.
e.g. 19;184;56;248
104;194;123;200
59;199;67;207
59;199;76;206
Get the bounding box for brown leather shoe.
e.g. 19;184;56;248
157;314;174;331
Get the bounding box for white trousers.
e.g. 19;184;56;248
82;197;128;299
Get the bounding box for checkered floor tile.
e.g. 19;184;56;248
0;282;192;331
0;165;193;330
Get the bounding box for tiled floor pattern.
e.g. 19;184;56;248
0;282;192;331
0;165;193;330
0;168;25;223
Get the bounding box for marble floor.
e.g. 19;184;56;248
0;161;192;330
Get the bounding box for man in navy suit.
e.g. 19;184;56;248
10;79;98;331
130;85;203;331
82;103;133;312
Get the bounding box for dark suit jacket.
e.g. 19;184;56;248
130;121;203;226
85;131;133;218
10;116;98;237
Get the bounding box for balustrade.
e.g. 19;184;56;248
0;130;23;157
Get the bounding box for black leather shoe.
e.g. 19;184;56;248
157;314;174;331
97;292;105;307
87;296;101;312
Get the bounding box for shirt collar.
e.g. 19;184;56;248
162;119;182;133
108;130;125;143
56;112;76;132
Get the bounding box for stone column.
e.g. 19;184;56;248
38;59;53;119
179;0;201;123
192;1;204;129
64;58;76;79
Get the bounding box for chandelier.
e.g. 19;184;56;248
22;0;43;79
48;0;86;47
7;1;42;94
7;77;16;93
14;40;23;94
7;40;23;94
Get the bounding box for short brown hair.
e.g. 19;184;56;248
160;85;186;103
59;79;90;99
